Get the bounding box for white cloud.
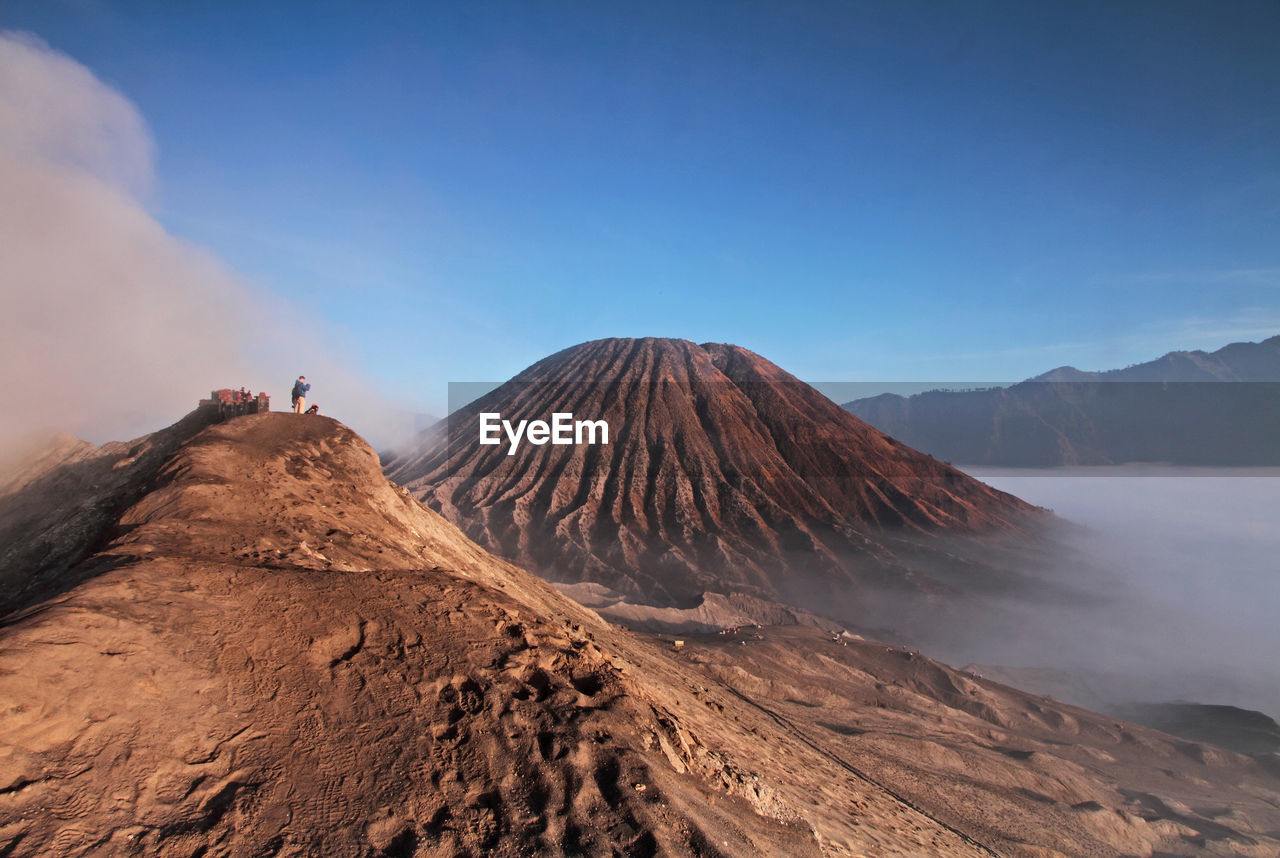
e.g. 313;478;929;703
970;468;1280;717
0;31;153;197
0;32;406;448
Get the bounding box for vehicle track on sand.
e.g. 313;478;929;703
719;686;1004;857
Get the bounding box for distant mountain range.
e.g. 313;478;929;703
845;335;1280;466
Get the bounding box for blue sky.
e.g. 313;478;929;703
5;0;1279;416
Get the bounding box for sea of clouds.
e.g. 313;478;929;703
968;466;1280;717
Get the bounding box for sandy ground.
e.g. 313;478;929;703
0;412;1276;856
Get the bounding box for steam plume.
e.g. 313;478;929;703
0;32;406;448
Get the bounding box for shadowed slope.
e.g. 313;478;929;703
701;342;1036;529
0;408;219;614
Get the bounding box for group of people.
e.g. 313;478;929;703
291;376;318;415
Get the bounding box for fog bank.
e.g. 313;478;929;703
965;466;1280;717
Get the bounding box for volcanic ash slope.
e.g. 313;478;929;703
386;337;1050;630
0;412;945;857
2;413;1278;856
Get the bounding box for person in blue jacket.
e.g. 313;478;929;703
291;376;311;414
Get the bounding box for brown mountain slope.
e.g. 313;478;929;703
673;625;1280;857
0;413;825;857
385;337;1047;629
2;412;1277;856
0;408;220;614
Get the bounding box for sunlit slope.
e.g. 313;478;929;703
1;412;1275;856
387;337;1046;625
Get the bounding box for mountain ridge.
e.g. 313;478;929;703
1030;334;1280;383
845;335;1280;466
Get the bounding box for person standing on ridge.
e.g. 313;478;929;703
292;376;310;414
